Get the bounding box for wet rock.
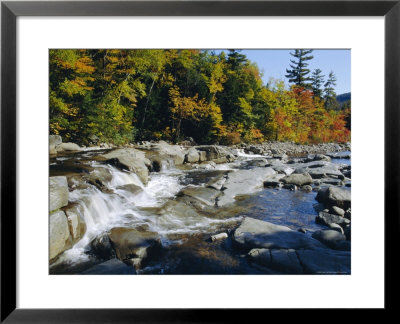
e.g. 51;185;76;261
298;228;307;233
246;158;269;167
248;248;271;267
49;210;72;261
270;249;303;273
65;204;86;244
296;249;350;274
233;217;324;250
302;185;313;192
316;211;351;228
49;176;69;211
306;154;331;162
82;258;136;275
185;148;200;163
283;184;297;191
344;208;351;220
116;184;143;195
88;167;113;188
312;230;347;250
108;227;161;262
211;233;228;242
344;225;351;240
328;223;344;235
330;206;345;217
263;174;285;188
316;186;351;209
195;145;236;163
217;168;276;206
180;186;221;207
206;175;226;191
89;233;116;260
282;173;312;186
99;148;150;185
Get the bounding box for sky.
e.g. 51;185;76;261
216;49;351;95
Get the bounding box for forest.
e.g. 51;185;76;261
49;49;351;146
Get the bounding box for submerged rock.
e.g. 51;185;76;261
82;258;136;275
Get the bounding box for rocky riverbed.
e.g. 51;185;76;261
49;136;351;274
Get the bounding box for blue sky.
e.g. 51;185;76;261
215;49;351;95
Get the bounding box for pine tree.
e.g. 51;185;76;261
311;68;325;98
324;71;337;109
285;49;314;88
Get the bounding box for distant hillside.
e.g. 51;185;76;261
336;92;351;103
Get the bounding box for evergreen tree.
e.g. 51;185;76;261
311;68;325;98
324;71;338;109
285;49;314;88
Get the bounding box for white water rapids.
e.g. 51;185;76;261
53;162;243;266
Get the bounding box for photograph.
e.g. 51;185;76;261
48;49;352;275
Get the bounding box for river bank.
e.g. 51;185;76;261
49;136;351;274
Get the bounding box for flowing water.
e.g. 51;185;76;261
50;150;350;274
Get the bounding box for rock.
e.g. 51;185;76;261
185;148;200;163
312;230;347;250
298;228;307;233
316;211;351;228
328;223;344;235
206;175;226;191
296;249;350;274
49;145;57;155
283;184;297;191
88;167;113;188
211;233;228;242
99;148;150;185
49;210;72;260
147;141;185;165
233;217;324;250
344;208;351;220
198;151;207;162
56;142;82;152
330;206;345;217
316;186;351;209
246;158;268;167
116;184;143;195
263;174;285;188
302;185;313;192
282;173;312;186
89;233;116;260
306;154;331;162
195;145;236;163
108;227;161;262
65;204;86;244
248;248;303;274
217;168;276;206
344;225;351;240
180;186;221;207
49;135;62;147
49;176;69;212
82;258;136;275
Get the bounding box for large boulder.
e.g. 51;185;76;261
312;230;348;250
89;232;116;260
49;135;62;147
195;145;236;164
49;176;69;212
49;210;72;261
56;142;82;152
233;217;324;250
64;204;86;244
180;186;221;207
99;148;150;185
296;249;350;274
108;227;161;264
282;173;312;186
316;211;351;228
217;168;276;206
143;141;186;166
248;248;303;274
316;186;351;209
185;148;200;163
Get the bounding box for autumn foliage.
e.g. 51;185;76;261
49;49;350;145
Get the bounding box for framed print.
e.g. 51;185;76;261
1;0;398;321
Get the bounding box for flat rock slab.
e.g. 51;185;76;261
234;217;324;250
312;230;347;250
217;168;276;206
180;186;221;207
296;249;350;274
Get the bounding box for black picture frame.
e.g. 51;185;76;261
1;0;398;321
